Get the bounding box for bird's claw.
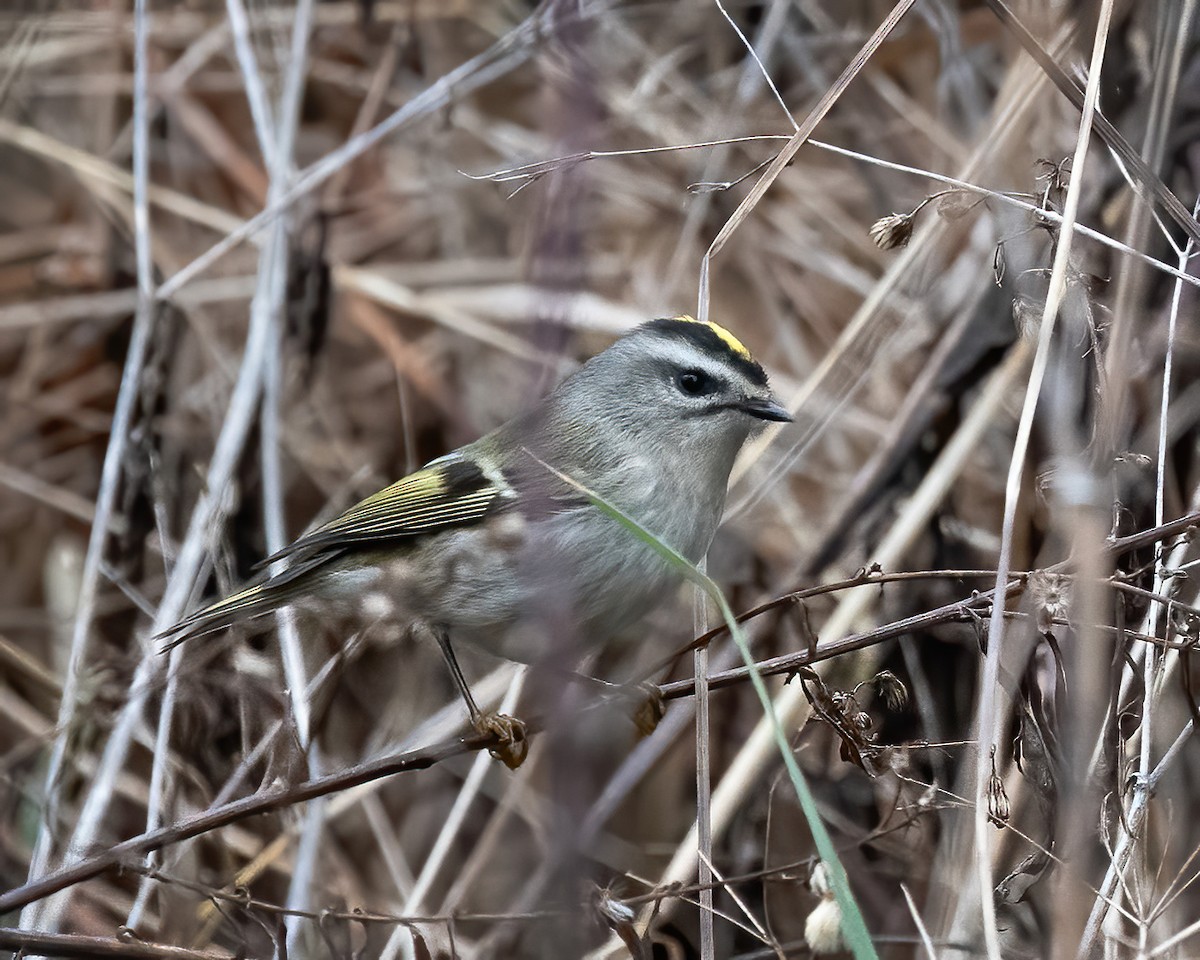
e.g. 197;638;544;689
629;681;666;737
476;712;529;769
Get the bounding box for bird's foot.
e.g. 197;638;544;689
590;678;666;735
625;681;666;737
475;712;529;769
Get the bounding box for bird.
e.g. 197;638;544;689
159;315;790;765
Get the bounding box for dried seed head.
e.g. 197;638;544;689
988;750;1010;827
810;861;832;897
988;780;1010;826
806;864;849;953
874;669;909;711
593;889;635;927
992;241;1008;285
869;212;915;249
592;884;640;959
1029;570;1071;634
804;898;845;954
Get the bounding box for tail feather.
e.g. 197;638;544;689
157;581;293;649
156;550;343;650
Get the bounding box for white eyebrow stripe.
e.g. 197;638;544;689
649;338;758;387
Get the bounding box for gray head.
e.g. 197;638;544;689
532;315;790;480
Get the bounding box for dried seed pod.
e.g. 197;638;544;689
874;669;909;711
804;863;845;955
1029;570;1071;635
869;212;915;249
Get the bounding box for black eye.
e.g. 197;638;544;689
676;368;716;396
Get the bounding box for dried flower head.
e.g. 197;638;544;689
1029;570;1071;634
874;669;909;711
869;212;915;250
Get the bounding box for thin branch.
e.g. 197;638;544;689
695;576;715;960
982;0;1200;246
696;0;919;322
0;928;234;960
902;883;939;960
0;728;510;917
154;3;579;300
975;6;1114;956
470;137;1200;291
376;669;528;960
18;0;161;930
223;0;276;171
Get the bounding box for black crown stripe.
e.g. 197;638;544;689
642;317;769;387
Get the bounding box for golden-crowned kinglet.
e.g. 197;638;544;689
160;316;789;762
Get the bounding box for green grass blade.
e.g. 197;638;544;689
528;452;879;960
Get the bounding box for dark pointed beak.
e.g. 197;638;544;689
739;395;792;422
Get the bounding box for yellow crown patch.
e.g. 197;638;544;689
672;314;753;361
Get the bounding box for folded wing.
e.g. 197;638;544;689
158;453;506;646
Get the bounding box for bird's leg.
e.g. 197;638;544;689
431;626;528;769
433;627;484;719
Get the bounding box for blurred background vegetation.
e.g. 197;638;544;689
2;0;1200;957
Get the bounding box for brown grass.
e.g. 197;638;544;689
3;1;1200;958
